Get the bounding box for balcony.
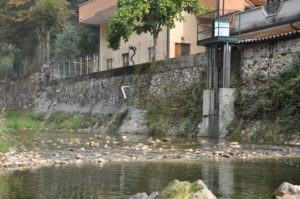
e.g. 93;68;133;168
237;0;300;37
79;0;117;24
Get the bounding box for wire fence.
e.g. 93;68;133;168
48;54;99;81
2;38;169;82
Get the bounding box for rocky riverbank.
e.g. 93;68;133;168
0;132;299;171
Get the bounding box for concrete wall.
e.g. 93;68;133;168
238;0;300;34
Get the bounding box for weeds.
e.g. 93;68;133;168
141;82;204;137
232;52;300;140
107;110;128;134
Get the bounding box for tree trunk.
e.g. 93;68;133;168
45;31;51;61
153;33;159;61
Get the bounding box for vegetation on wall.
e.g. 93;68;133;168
229;52;300;141
107;110;128;134
141;82;204;137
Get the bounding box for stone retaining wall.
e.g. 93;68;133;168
240;36;300;85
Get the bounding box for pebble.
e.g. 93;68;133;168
75;154;85;160
0;137;299;172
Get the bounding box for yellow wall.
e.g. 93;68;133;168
99;24;168;71
169;12;205;58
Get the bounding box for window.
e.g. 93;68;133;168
148;47;155;62
175;43;191;57
122;53;129;67
106;58;113;70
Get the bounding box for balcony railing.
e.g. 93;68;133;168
197;9;241;46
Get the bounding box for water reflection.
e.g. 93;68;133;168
0;159;299;199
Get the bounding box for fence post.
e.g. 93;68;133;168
53;63;56;80
63;62;66;78
59;63;61;79
93;54;96;72
73;61;76;77
80;57;83;76
86;55;89;74
68;61;71;78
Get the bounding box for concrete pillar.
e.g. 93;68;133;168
219;88;236;138
198;90;214;137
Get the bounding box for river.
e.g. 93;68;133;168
0;130;299;199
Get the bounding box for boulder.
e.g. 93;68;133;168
129;180;217;199
274;182;300;199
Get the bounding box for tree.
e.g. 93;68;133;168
0;0;39;75
53;25;79;60
106;0;208;60
29;0;73;61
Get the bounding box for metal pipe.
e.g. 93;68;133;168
217;0;220;19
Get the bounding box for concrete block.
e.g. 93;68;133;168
203;90;214;116
219;88;236;138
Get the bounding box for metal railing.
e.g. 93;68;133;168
48;54;99;81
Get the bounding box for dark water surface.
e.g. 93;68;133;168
0;159;299;199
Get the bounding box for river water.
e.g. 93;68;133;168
0;130;299;199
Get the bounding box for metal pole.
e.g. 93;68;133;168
217;0;220;19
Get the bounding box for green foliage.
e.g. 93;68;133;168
0;111;15;153
29;0;72;32
106;0;208;51
2;110;117;131
0;0;73;76
4;110;45;129
53;24;99;60
77;24;99;57
107;110;128;134
54;25;79;60
234;53;300;139
142;82;204;137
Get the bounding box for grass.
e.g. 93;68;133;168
2;110;116;132
4;110;45;129
0;111;15;153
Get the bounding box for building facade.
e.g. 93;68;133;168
79;0;253;71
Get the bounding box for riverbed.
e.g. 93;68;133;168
0;130;299;199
